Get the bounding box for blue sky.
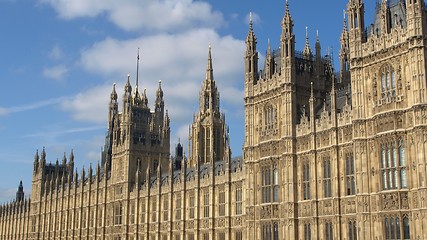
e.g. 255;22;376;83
0;0;377;202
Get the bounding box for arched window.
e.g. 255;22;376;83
403;216;410;239
380;64;397;98
303;162;311;200
323;158;332;198
304;223;312;240
384;215;409;240
348;220;357;240
261;165;280;203
346;154;356;195
264;105;275;130
273;167;279;202
380;140;407;190
325;222;333;240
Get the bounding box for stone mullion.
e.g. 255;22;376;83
65;181;71;240
71;184;77;240
25;203;30;240
86;181;92;240
53;187;58;240
94;179;99;239
0;207;4;240
58;187;64;239
42;192;48;239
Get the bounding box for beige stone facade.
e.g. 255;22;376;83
2;0;427;239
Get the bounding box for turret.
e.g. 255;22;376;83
264;39;275;79
109;83;118;127
33;149;39;174
199;46;220;114
62;152;67;166
280;0;295;83
340;11;350;85
174;141;184;170
315;30;321;61
330;74;337;126
302;27;313;60
15;181;24;202
155;80;165;124
314;30;324;85
68;150;74;177
347;0;365;40
245;12;259;87
309;82;316;130
380;0;391;35
40;147;46;169
123;75;132;115
406;0;426;36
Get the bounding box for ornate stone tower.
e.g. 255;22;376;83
244;1;299;238
104;52;170;193
188;46;231;167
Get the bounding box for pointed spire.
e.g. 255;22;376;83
343;9;348;31
310;82;315;102
136;47;140;88
62;152;67;165
164;110;170;127
16;181;24;202
247;11;256;41
249;12;253;31
69;149;74;163
125;74;132;94
143;88;148;106
110;83;118;102
41;147;46;161
303;27;313;59
282;0;293;28
34;149;39;163
265;38;273;78
156;80;163;100
206;44;214;81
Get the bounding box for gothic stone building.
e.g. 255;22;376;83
2;0;427;239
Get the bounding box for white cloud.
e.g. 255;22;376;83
0;107;9;116
75;28;245;121
0;97;67;116
60;84;112;123
0;187;16;203
79;28;245;86
43;65;69;81
60;28;246;157
48;44;64;60
245;12;261;25
39;0;224;32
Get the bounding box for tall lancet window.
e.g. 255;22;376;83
323;158;332;198
264;105;275;130
205;95;209;110
302;162;311;200
381;140;407;190
205;127;211;163
380;64;397;98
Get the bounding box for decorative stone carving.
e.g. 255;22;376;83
382;193;399;211
401;192;409;209
201;219;209;229
187;220;194;229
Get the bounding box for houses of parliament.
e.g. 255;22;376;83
2;0;427;239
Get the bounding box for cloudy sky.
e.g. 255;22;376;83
0;0;378;202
